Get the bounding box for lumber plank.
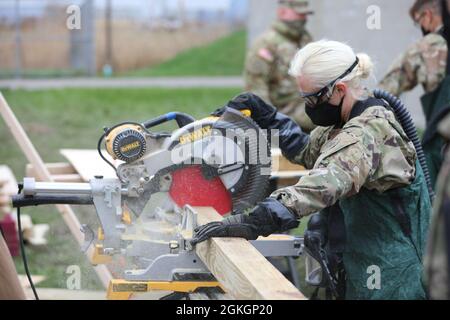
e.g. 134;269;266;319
18;274;46;288
25;164;83;182
0;93;112;288
271;170;310;179
60;149;119;181
0;165;18;195
26;162;77;176
194;207;305;300
0;234;26;299
271;148;305;172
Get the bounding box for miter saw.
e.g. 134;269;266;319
12;108;304;299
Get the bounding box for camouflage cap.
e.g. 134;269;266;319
278;0;314;15
410;0;441;19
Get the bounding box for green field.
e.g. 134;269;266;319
128;30;247;77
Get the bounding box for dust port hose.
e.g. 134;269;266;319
373;89;435;201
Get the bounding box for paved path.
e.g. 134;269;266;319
0;76;426;128
0;77;244;90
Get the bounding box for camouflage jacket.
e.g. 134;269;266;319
424;112;450;300
271;105;417;217
244;21;314;130
379;32;447;96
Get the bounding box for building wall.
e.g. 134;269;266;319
248;0;426;127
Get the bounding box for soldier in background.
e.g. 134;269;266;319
425;113;450;300
244;0;315;131
424;0;450;301
379;0;448;188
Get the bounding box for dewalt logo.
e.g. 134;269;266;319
120;141;141;153
179;126;212;144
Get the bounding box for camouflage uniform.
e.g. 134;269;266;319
271;105;417;215
379;31;447;96
244;20;314;131
380;31;448;189
425;113;450;300
272;102;431;299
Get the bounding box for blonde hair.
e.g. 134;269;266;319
289;40;374;99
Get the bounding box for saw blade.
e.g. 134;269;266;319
212;108;271;214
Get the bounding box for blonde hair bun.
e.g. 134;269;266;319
355;53;374;80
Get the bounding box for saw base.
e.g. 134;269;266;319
107;279;223;300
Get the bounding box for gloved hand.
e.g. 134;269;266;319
212;92;310;161
190;198;299;245
211;92;278;129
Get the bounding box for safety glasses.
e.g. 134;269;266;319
299;57;359;106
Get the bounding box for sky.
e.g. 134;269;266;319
0;0;235;19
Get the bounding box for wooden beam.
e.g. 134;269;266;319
60;149;118;181
194;207;305;300
271;148;305;172
26;163;83;182
26;162;76;176
0;234;26;299
0;92;112;288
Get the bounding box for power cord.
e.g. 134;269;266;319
16;184;39;300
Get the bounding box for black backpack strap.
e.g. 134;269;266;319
348;98;388;121
327;203;346;254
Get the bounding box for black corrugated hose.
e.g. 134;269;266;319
373;89;435;202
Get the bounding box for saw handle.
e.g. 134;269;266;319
142;112;195;129
11;194;94;208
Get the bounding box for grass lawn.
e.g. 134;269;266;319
127;30;247;77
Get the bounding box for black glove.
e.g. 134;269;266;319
212;92;310;161
190;198;299;245
211;92;277;128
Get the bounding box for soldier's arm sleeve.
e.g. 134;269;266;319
287;126;330;169
378;45;422;96
243;49;274;104
271;130;377;217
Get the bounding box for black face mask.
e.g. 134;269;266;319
305;96;345;127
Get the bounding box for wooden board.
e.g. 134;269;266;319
0;165;17;218
60;149;119;181
271;148;306;172
26;163;83;182
194;207;305;300
0;165;18;196
18;274;46;288
271;170;310;179
0;234;26;299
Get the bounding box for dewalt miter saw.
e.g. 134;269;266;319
12;108;303;299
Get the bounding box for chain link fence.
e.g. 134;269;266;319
0;0;247;79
